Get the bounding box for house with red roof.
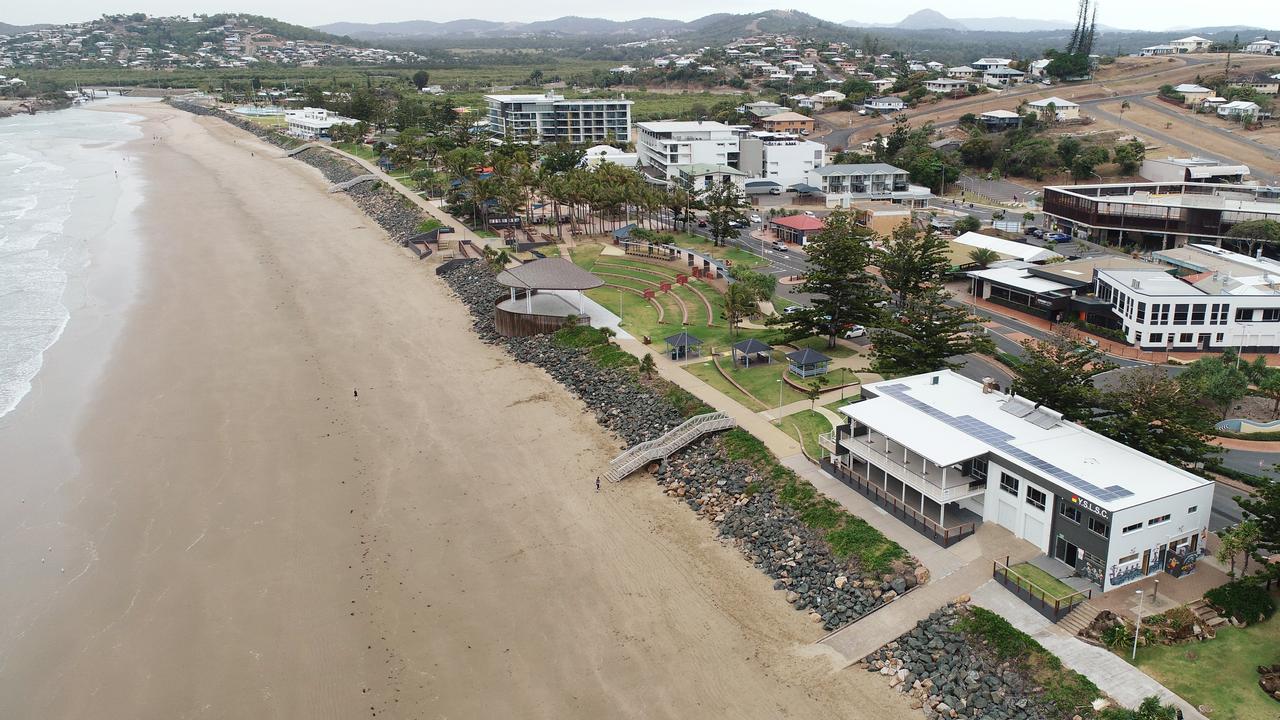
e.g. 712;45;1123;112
769;214;825;245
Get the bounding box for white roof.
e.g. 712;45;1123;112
953;231;1063;263
967;266;1072;293
1028;96;1079;108
1100;268;1201;296
841;371;1213;510
981;109;1021;119
637;120;735;132
1172;35;1211;43
1174;83;1212;93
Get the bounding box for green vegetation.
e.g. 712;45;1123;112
1132;619;1280;720
333;142;377;162
1005;562;1080;599
781;409;834;459
551;325;637;369
685;356;808;411
1204;579;1277;624
723;429;907;575
957;606;1102;715
787;335;859;360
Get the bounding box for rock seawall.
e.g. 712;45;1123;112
440;260;919;631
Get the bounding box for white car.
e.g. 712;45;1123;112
803;210;816;217
749;213;762;224
842;325;867;339
771;241;789;252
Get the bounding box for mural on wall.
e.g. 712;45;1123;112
1108;563;1142;586
1165;547;1201;578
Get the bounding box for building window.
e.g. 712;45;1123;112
1000;474;1019;496
1187;505;1198;514
1191;304;1206;324
1179;333;1193;343
1173;304;1189;324
1060;504;1081;523
1149;333;1163;343
1211;303;1228;325
1118;552;1140;565
1025;487;1047;510
1236;307;1254;322
966;457;989;483
1088;517;1109;537
1122;522;1142;534
1135;302;1146;323
1264;308;1280;322
1148;514;1171;526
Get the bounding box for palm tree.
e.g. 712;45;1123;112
968;247;1001;268
721;282;758;337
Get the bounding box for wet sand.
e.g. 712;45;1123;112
0;101;910;718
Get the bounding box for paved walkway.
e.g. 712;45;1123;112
970;581;1208;719
816;524;1038;666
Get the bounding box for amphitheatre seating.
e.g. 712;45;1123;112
605;283;665;324
593;271;689;325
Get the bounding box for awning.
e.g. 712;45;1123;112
732;338;773;354
786;347;831;364
665;331;703;347
789;183;823;194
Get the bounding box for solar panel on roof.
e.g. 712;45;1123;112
876;383;1133;503
1001;397;1036;418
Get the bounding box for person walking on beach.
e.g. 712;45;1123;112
595;476;600;493
353;389;358;398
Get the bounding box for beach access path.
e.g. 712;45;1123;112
0;100;917;719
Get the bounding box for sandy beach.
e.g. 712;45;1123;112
0;101;909;718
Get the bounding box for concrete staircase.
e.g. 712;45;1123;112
604;411;736;483
1058;600;1101;638
328;174;378;193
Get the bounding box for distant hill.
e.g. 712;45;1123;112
316;15;686;39
843;10;1127;33
0;21;51;34
893;9;965;31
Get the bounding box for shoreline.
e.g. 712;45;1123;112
0;99;913;718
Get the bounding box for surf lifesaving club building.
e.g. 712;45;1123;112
824;371;1214;592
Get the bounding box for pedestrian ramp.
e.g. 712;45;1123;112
604;411;735;483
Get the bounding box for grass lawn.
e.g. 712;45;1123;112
1132;619;1280;720
787;334;860;360
1005;562;1080;600
782;409;834;458
332;142;378;162
824;394;861;416
684;354;808;411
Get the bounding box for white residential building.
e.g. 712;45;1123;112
863;96;906;113
635;120;739;181
971;57;1012;71
1139;44;1177;56
1168;35;1213;53
1027;96;1080;121
924;78;969;94
809;163;932;208
983;67;1025;87
947;66;980;79
1217;100;1263;118
1243;38;1280;54
825;371;1214;592
484;92;632;144
578;144;639;169
737;131;826;188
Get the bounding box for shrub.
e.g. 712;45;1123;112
1101;622;1130;649
1204;579;1277;623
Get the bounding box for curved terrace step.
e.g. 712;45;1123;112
604;284;665;324
595;272;689;325
328;174;378;193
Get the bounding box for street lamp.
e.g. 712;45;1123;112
1131;589;1145;660
777;375;785;425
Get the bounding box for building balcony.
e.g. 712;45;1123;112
838;430;986;504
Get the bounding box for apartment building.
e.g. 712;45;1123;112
737;131;826;188
809;163;932;208
284;107;357;139
824;371;1214;592
484;92;632;144
760;111;817;134
635;120;739;181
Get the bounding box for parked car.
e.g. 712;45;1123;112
842;325;867;339
749;213;762;224
803;210;817;217
1024;227;1044;238
728;219;746;229
769;187;782;195
772;241;789;251
783;304;804;314
697;219;708;228
1047;232;1072;243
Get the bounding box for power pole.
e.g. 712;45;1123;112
1225;33;1238;84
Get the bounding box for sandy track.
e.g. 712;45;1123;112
0;102;909;719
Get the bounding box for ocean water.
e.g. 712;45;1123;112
0;102;143;418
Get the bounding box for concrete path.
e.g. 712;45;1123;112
970;580;1208;719
816;524;1038;667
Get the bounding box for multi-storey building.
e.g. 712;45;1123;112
483;92;632;144
809;163;932;208
1042;181;1280;248
737;131;825;188
635;120;739;181
823;371;1214;592
1093;243;1280;351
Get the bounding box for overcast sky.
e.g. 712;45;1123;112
12;0;1279;31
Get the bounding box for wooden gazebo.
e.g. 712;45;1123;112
786;347;831;378
731;338;772;367
665;331;703;360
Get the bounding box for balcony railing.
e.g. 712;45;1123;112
840;435;980;503
827;461;977;548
